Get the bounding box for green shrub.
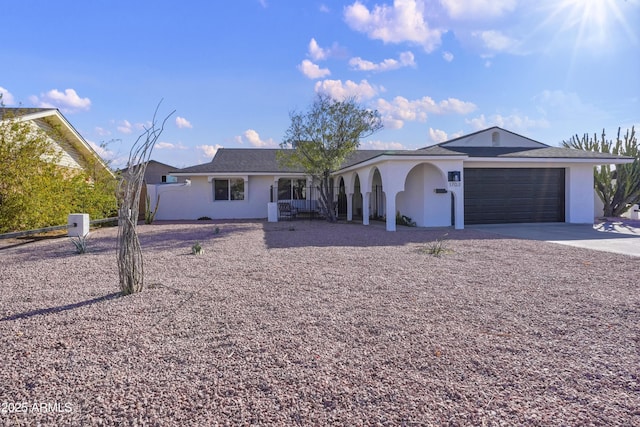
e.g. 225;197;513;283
396;211;416;227
144;193;160;224
191;241;204;255
422;234;451;257
70;233;89;254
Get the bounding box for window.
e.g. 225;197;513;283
214;178;244;201
278;179;306;200
162;175;177;183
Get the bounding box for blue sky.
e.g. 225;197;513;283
2;0;638;168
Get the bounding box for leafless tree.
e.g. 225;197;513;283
117;103;174;295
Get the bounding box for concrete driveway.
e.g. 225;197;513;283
469;221;640;257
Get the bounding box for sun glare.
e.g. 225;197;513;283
542;0;637;49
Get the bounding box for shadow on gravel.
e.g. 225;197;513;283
0;292;121;322
262;221;502;249
138;221;255;250
0;233;67;251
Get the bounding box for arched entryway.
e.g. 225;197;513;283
337;177;347;218
371;168;385;220
396;163;450;227
352;174;363;219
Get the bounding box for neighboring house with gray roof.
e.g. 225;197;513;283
148;127;632;231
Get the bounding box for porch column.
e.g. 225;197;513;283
362;192;370;225
454;188;464;229
385;190;397;231
273;178;279;202
347;192;353;221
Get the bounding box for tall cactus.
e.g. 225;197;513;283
563;126;638;217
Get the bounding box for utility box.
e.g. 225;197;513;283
631;205;640;220
68;213;89;237
267;203;278;222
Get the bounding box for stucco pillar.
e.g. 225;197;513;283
272;178;279;202
454;189;464;230
347;192;353;221
385;191;397;231
362;192;370;225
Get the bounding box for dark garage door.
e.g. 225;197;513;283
464;168;565;225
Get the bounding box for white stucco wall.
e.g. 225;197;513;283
565;164;595;223
150;175;274;220
593;190;605;218
397;163;451;227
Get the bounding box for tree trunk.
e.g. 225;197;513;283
318;173;337;222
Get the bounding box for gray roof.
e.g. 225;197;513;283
172;146;471;175
174;149;305;174
172;127;632;175
437;146;631;159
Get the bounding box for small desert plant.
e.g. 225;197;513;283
191;241;204;255
198;216;212;221
422;234;451;257
70;233;89;254
214;226;220;234
396;211;416;227
144;193;160;224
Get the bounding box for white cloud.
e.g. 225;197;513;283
155;141;187;150
428;127;449;143
359;140;407;150
306;38;346;61
298;59;331;79
314;79;379;101
0;87;15;105
175;116;192;129
375;95;477;129
438;98;477;114
235;129;277;147
344;0;443;52
117;120;134;134
440;0;516;20
466;113;549;132
319;4;330;13
442;51;454;62
308;38;329;61
197;144;223;159
88;140;114;160
474;30;521;53
94;126;110;136
116;120;147;135
258;0;267;8
349;51;415;72
30;88;91;112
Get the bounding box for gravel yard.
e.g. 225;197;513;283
1;220;638;426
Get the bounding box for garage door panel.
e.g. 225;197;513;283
464;168;565;225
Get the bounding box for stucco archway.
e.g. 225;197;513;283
396;163;451;227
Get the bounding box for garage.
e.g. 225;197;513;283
464;168;565;225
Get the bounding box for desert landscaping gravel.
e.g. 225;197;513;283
0;220;638;426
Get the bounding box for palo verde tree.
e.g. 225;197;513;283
279;94;383;222
0;107;117;233
117;104;174;295
562;126;639;217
